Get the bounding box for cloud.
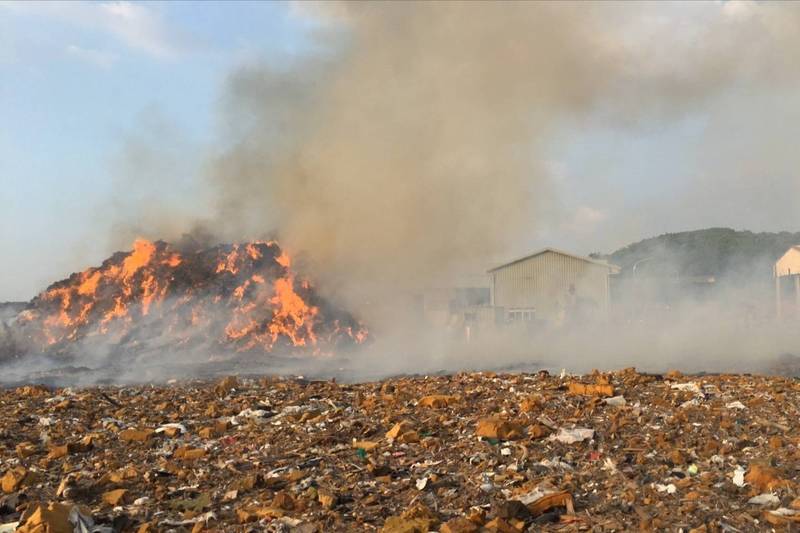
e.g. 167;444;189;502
1;1;189;59
66;44;117;69
96;1;182;59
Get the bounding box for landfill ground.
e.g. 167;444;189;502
1;369;799;532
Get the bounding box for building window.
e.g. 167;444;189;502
508;308;535;322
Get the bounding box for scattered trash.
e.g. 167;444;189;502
602;458;618;473
603;395;626;407
69;506;113;533
539;457;573;470
476;418;525;440
748;493;780;506
386;420;419;443
567;382;614;397
725;401;747;410
548;427;594;444
671;382;702;393
656;483;677;494
679;398;701;408
0;370;796;530
732;466;747;487
745;463;792;491
764;508;800;525
517;482;575;517
417;394;458;408
12;502;111;533
155;422;188;436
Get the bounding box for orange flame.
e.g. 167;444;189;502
267;276;318;346
122;239;156;278
22;238;367;354
275;251;290;268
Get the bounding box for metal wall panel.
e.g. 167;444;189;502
491;251;610;321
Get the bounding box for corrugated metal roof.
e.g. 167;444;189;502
487;247;619;273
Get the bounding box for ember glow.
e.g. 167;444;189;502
14;239;367;356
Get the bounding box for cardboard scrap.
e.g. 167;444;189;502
476;418;525;441
568;382;614;397
745;464;792;491
417;395;458;408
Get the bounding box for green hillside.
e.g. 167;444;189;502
596;228;800;279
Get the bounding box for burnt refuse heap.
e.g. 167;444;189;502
0;239;367;363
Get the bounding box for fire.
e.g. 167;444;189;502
275;251;290;268
246;243;263;260
163;254;182;267
122;238;156;278
77;271;101;296
215;247;240;274
16;238;368;356
268;276;318;346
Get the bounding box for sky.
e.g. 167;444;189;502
1;1;316;299
2;1;800;301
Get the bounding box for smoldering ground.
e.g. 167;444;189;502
5;2;800;383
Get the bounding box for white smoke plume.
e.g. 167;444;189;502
203;2;800;313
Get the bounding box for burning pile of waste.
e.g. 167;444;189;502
1;239;367;360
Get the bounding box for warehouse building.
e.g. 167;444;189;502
488;248;619;326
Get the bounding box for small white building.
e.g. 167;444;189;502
488;248;619;325
775;246;800;318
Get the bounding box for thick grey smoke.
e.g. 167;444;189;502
203;2;800;314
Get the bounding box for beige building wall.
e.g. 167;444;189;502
490;250;614;322
775;246;800;277
775;246;800;319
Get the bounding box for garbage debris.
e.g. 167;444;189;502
603;395;626;407
764;508;800;525
748;493;780;506
744;463;792;491
548;427;594;444
417;395;458;408
567;382;614;397
725;400;747;410
656;483;677;494
0;369;797;531
671;382;701;393
12;502;111;533
476;418;525;441
732;466;746;487
516;482;575;518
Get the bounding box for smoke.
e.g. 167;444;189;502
8;2;800;384
338;240;800;382
209;3;620;304
201;2;800;313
